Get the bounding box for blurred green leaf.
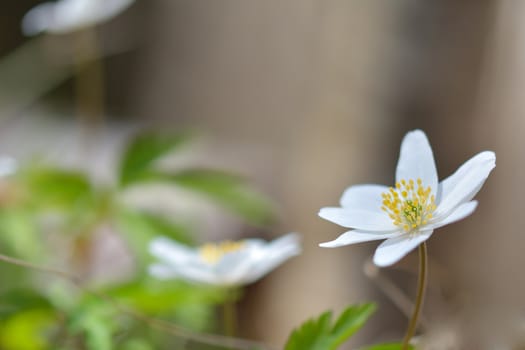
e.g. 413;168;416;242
21;166;93;209
120;338;155;350
119;132;190;187
115;209;193;266
0;308;57;350
16;165;114;237
360;343;414;350
106;279;228;331
107;279;227;315
285;303;376;350
151;169;274;226
69;301;116;350
0;209;43;260
0;289;52;319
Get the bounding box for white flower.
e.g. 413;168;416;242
319;130;495;267
149;233;301;287
22;0;135;36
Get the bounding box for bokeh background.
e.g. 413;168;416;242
0;1;523;349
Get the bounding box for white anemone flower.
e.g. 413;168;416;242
149;233;301;287
319;130;495;267
22;0;135;36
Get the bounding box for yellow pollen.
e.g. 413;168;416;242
199;240;245;264
380;178;436;233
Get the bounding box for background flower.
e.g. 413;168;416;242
22;0;135;35
149;233;301;287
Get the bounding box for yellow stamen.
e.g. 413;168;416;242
381;178;436;233
199;240;245;264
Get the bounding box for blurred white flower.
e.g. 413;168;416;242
319;130;495;267
0;156;17;177
22;0;135;35
149;233;301;287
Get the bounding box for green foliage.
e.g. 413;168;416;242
118;132;274;225
285;303;377;350
21;166;94;209
359;343;414;350
69;300;117;350
0;308;57;350
0;208;43;260
0;130;278;349
119;132;190;187
155;169;274;226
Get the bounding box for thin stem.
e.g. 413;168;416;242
401;242;427;350
0;252;274;350
223;293;238;337
72;27;105;155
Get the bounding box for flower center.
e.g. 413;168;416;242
381;178;436;232
199;240;245;264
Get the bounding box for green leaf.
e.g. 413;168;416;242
0;209;43;260
0;308;57;350
105;279;228;330
360;343;414;350
106;279;228;314
285;303;376;350
21;166;93;209
152;169;275;226
69;301;116;350
120;338;155;350
119;132;190;187
0;289;52;319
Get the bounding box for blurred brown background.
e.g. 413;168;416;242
1;1;523;349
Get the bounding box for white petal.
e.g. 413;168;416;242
373;230;432;267
435;151;495;218
319;207;397;231
339;184;389;211
430;201;478;229
245;233;301;283
22;0;136;35
149;262;220;285
214;250;255;285
172;264;221;285
395;130;438;196
267;232;301;251
21;3;54;35
319;230;400;248
149;237;198;266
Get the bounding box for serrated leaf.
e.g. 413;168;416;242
119;132;190;187
285;303;376;350
150;169;275;226
330;304;378;348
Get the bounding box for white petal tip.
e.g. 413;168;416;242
372;254;402;267
373;256;402;267
319;242;338;248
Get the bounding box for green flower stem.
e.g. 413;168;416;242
223;289;238;337
401;242;427;350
